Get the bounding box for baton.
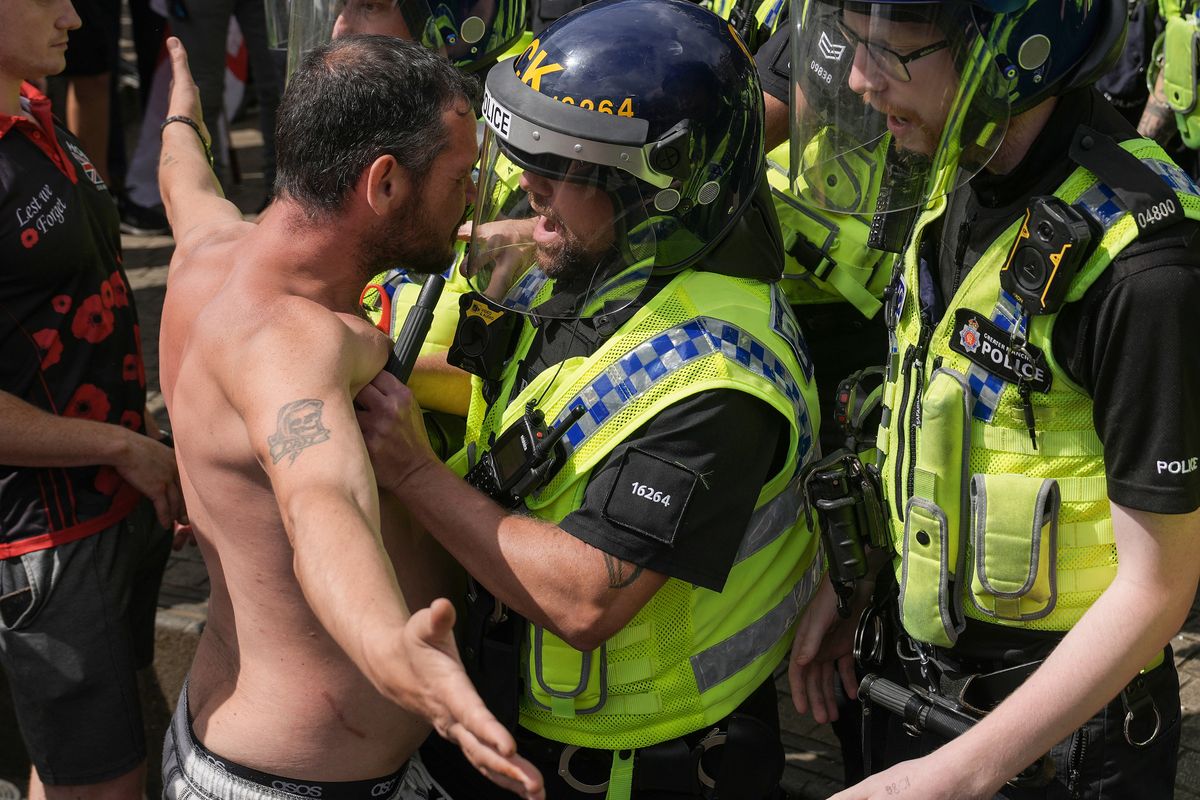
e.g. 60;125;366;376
859;674;1055;788
385;274;445;383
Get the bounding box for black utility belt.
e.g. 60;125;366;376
512;681;784;799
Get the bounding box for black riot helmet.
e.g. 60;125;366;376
786;0;1127;213
267;0;525;81
468;0;769;319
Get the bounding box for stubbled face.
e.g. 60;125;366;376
0;0;81;83
518;167;616;280
362;102;478;276
843;10;957;156
333;0;413;39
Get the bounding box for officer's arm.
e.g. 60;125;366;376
158;37;245;252
408;352;472;417
830;503;1200;799
356;374;667;652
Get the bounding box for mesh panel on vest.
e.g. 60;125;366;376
521;563;707;748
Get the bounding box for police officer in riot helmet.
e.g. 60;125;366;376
354;1;826;796
784;1;1200;798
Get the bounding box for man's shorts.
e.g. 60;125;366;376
0;499;171;784
163;682;411;800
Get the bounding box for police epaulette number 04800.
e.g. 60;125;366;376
630;481;671;507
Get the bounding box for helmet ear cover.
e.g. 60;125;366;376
648;120;696;183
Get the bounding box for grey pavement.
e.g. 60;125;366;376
2;123;1198;800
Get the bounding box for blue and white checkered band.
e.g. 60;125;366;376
770;284;814;381
382;262;456;288
965;289;1025;423
761;0;786;29
1074;158;1200;229
551;316;815;462
502;267;551;313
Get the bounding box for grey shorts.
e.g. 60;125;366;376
0;499;170;785
163;683;420;800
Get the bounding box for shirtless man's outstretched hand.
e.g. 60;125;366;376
158;36;542;800
396;598;542;796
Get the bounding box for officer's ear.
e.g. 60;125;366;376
363;154;413;217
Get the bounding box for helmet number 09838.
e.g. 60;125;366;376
630;481;671;507
554;96;635;116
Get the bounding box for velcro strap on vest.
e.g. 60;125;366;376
1058;517;1114;549
609;622;652;650
975;424;1103;457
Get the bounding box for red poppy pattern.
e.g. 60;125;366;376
51;294;71;314
64;383;111;421
108;271;129;308
71;294;115;344
31;328;63;370
120;409;142;430
100;280;115;309
93;465;121;495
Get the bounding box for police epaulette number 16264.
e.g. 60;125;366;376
630;481;671;507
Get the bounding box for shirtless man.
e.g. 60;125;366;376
156;36;542;800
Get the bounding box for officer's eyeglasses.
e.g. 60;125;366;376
835;18;949;82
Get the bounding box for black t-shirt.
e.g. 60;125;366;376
506;286;788;593
0;85;146;551
934;88;1200;515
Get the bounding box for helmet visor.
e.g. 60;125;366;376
334;0;446;52
788;0;1011;214
276;0;443;82
465;126;659;321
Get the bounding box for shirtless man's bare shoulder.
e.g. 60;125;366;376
156;35;541;800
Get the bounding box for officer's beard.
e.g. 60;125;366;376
530;205;606;286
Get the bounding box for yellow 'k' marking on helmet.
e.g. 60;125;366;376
519;39;565;91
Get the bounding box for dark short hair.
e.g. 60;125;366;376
274;35;479;215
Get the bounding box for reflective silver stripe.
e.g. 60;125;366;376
690;546;826;695
734;472;807;565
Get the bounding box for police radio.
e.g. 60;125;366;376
448;291;520;381
999;197;1095;316
464;402;586;508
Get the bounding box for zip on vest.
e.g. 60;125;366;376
892;314;933;522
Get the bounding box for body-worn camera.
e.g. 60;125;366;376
1000;196;1095;316
804;449;887;617
448;291;520;382
464;402;586;508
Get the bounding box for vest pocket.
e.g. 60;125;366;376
527;626;607;717
968;474;1060;622
899;497;960;648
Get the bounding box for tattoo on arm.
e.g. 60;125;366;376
267;399;332;465
161;152;176;168
603;552;643;589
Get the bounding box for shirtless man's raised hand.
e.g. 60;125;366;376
156;35;542;800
